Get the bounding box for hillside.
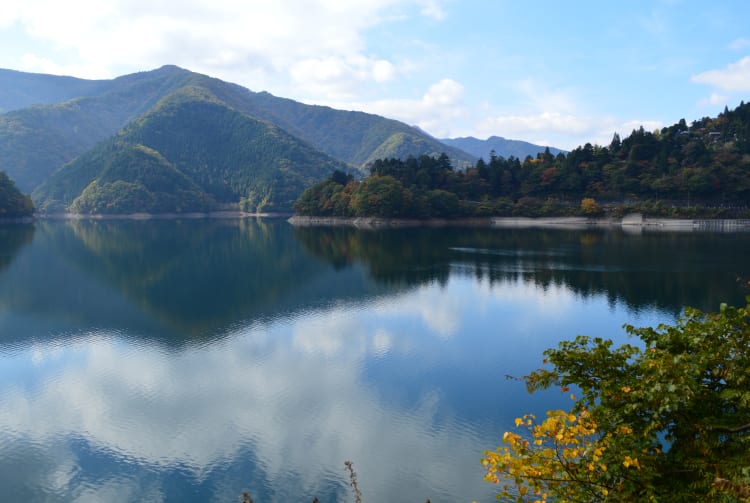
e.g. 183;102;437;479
0;171;34;218
34;86;348;213
206;83;476;167
0;66;475;206
440;135;566;160
0;65;196;192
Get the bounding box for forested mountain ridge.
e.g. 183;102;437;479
0;66;197;192
34;85;348;213
440;135;566;162
0;66;475;212
206;84;476;167
295;102;750;218
0;68;108;113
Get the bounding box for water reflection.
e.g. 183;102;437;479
0;223;34;273
0;220;747;502
295;226;750;313
0;289;531;502
0;219;397;347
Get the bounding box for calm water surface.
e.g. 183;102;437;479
0;219;747;502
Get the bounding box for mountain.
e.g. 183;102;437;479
35;85;347;213
0;65;476;214
0;68;108;113
440;135;565;160
0;66;197;192
205;85;476;167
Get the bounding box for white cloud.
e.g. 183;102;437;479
475;113;662;150
418;0;447;20
289;55;400;100
475;112;591;149
320;78;467;137
470;79;618;149
0;316;495;501
478;112;590;136
372;59;397;82
3;0;413;95
698;92;729;107
691;56;750;92
515;78;579;115
423;78;463;106
729;37;750;50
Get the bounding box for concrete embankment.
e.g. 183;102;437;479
620;214;750;232
490;216;619;229
287;215;494;228
288;214;750;232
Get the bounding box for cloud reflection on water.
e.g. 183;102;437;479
0;283;510;502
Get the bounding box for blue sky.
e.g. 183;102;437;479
1;0;748;150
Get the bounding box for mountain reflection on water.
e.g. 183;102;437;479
0;223;34;274
294;225;749;314
0;219;747;502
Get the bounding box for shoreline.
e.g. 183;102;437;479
288;214;750;232
287;215;496;228
32;211;292;220
6;213;749;232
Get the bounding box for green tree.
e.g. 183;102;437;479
349;175;412;218
0;170;34;218
483;302;750;502
425;189;460;218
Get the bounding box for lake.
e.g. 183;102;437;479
0;219;748;502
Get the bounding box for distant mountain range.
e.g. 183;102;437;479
0;65;564;214
440;136;566;161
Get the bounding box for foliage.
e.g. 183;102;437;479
349;175;413;217
214;85;475;169
0;170;34;217
0;65;194;193
35;88;350;214
483;302;750;501
8;65;750;215
483;409;624;502
5;65;467;210
295;102;750;219
579;197;603;216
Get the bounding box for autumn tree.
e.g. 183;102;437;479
483;302;750;502
579;197;602;216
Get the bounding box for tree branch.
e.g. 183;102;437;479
710;422;750;434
